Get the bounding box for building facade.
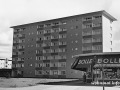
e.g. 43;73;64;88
11;10;116;78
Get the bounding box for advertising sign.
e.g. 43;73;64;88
73;54;120;69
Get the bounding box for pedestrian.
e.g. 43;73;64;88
83;73;86;84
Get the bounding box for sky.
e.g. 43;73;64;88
0;0;120;59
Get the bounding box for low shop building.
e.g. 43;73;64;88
0;59;12;77
71;52;120;85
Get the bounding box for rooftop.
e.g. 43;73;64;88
11;10;117;28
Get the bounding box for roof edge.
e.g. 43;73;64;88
10;10;117;28
73;52;120;58
102;10;117;21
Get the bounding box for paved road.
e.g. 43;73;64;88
0;85;119;90
0;80;119;90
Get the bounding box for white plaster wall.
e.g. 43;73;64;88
0;60;12;69
102;15;113;52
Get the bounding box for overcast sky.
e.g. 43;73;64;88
0;0;120;59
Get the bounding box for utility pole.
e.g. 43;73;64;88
102;59;105;90
91;56;96;82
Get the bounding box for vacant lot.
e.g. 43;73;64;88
0;78;77;88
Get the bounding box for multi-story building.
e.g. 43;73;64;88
11;10;116;78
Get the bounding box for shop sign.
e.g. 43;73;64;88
97;58;120;64
91;81;120;85
78;57;120;65
78;59;93;64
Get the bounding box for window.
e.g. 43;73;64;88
92;29;101;35
44;29;51;34
18;51;24;55
35;63;43;67
92;23;102;27
110;41;112;45
51;62;58;67
92;37;102;42
51;49;59;53
36;56;43;60
36;50;42;54
37;25;44;28
92;45;102;50
45;23;51;27
18;45;25;49
93;15;102;19
51;35;59;39
82;38;92;43
59;34;66;38
19;39;25;43
35;70;42;75
83;17;92;21
82;30;92;36
37;30;44;35
44;63;50;67
59;28;67;32
59;48;66;52
52;28;59;33
36;43;42;47
59;41;66;45
52;70;58;75
21;63;24;67
42;42;51;47
110;48;112;52
110;33;112;38
16;63;24;68
44;36;51;40
44;70;50;75
59;62;66;67
60;70;66;75
43;49;51;53
60;55;66;59
51;42;58;46
52;22;60;26
82;46;92;51
20;28;25;32
36;37;43;41
21;58;24;61
14;29;19;33
61;21;67;24
83;23;92;29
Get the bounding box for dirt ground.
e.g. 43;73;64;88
0;77;77;88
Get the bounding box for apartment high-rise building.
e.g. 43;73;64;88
11;10;116;78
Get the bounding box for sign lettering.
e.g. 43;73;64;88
78;57;120;65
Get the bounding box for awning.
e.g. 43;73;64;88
71;53;120;71
94;64;120;68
